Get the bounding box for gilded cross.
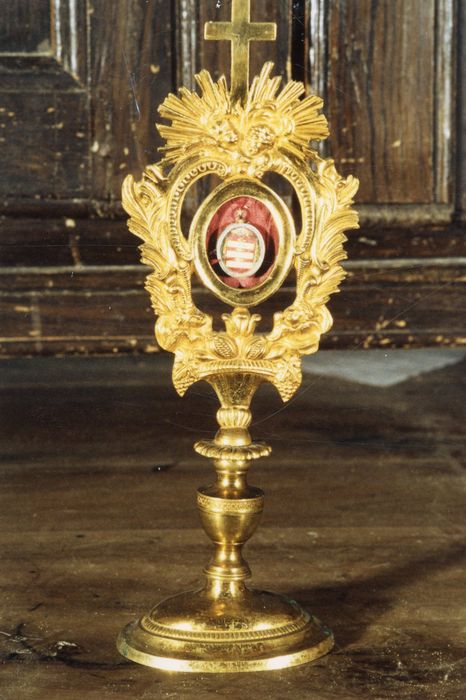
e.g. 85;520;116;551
204;0;277;103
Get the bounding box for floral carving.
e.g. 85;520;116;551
158;63;329;173
122;64;359;401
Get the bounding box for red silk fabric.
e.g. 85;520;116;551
206;196;278;289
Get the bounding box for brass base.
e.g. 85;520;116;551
117;587;333;673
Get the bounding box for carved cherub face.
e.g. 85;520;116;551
208;115;238;148
158;64;329;168
207;104;293;160
243;106;293;157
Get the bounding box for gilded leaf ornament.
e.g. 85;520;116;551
118;1;360;672
122;63;359;401
158;63;329;169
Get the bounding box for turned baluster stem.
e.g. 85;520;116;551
194;381;270;597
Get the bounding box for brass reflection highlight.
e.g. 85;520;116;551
117;0;358;673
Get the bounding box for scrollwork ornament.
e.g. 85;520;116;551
118;1;360;674
123;62;358;401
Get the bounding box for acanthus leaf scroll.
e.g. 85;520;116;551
122;63;359;401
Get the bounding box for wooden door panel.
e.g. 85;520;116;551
197;0;294;85
90;0;175;203
327;0;435;203
0;0;89;200
309;0;455;220
1;90;89;198
0;0;464;355
0;0;52;53
176;0;295;214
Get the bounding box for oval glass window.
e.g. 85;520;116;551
191;180;295;307
207;196;278;289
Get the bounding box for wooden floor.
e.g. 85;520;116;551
1;353;465;699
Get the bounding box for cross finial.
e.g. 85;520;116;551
204;0;277;103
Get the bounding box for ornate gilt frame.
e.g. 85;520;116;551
118;28;359;668
123;63;359;402
192;177;295;306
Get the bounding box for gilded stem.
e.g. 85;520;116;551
195;376;269;596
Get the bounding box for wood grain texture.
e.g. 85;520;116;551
90;0;174;203
0;0;462;218
198;0;293;85
1;262;464;355
0;355;464;698
1;213;464;356
0;0;51;53
326;0;436;204
3;218;466;268
457;0;466;219
0;0;464;356
0;91;89;198
0;0;89;199
434;0;455;204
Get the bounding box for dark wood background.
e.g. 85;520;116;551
1;0;465;356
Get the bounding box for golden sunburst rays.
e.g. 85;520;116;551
246;63;329;158
157;71;232;162
157;63;329;165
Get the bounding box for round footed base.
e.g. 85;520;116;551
117;587;333;673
